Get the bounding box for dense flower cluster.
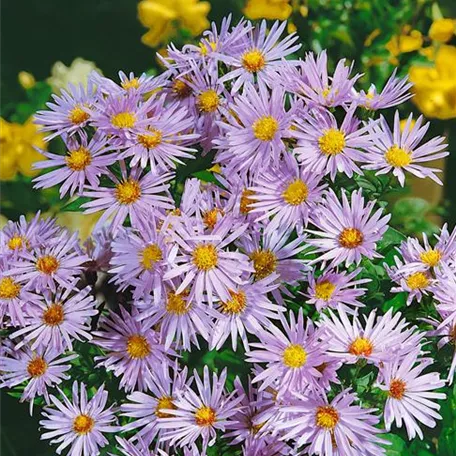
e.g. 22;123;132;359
1;17;453;456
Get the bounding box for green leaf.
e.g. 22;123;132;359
382;292;407;312
61;196;91;212
193;170;217;183
378;227;406;251
383;434;410;456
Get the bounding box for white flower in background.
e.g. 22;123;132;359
47;57;102;93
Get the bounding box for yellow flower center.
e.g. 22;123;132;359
140;244;163;270
111;111;137;129
282;179;308;205
121;78;140;90
252;116;279;141
406;271;430;290
203;208;222;229
126;334;151;359
250;249;277;280
166;290;190;315
389;378;407;400
115;179;141;205
240;189;257;214
282;344;307;368
27;357;48;378
318;128;346;155
241;49;266;73
315;406;339;429
137;129;163;149
42;303;64;326
68;105;90;125
250;421;266;435
192;244;218;271
385;145;412;167
197;89;220;113
7;235;26;250
73;414;95;435
195;405;217;426
0;277;21;299
220;289;247;314
66;147;92;171
420;248;442;267
199;40;217;55
348;337;373;357
314;281;336;301
36;255;60;275
155;396;177;418
172;79;192;99
339;228;364;249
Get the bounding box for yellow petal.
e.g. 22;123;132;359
429;18;455;43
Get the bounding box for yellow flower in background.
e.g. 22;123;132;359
47;58;101;94
386;28;423;57
429;18;455;43
55;212;101;241
244;0;292;20
138;0;210;48
0;117;46;181
18;71;36;90
409;45;456;120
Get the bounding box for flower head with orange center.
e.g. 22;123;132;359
364;111;447;186
40;381;117;454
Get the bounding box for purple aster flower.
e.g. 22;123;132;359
292;105;372;180
185;61;230;152
216;169;262;224
275;388;388;455
109;218;170;301
135;280;215;351
39;381;118;456
249;153;326;233
377;350;446;440
363;111;448;186
307;189;390;268
0;263;41;327
82;162;174;234
92;306;176;392
121;94;198;172
395;224;456;273
182;15;251;62
90;70;163;98
305;267;370;313
164;215;252;306
320;307;422;366
246;309;328;397
113;437;156;456
423;313;456;385
225;376;283;451
121;363;189;445
158;366;243;451
35;82;95;141
0;345;77;414
237;224;307;303
355;69;413;110
281;51;361;107
90;91;151;141
7;231;88;293
386;256;434;306
178;179;229;231
0;212;60;257
210;273;282;351
11;286;97;352
218;20;301;93
216;84;293;175
33;133;116;197
83;228;113;272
